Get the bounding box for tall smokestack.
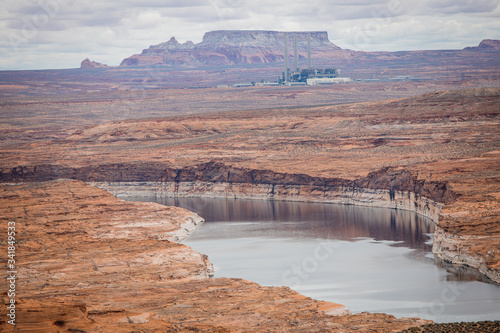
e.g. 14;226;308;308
284;32;289;83
294;33;298;72
307;33;311;69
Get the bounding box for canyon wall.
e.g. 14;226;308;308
92;181;443;222
94;176;499;285
3;161;498;284
1;162;453;222
432;228;500;283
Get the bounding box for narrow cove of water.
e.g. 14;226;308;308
125;196;500;323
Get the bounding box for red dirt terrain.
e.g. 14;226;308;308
0;62;499;332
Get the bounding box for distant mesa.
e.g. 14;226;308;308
118;31;500;69
93;33;500;70
80;58;109;69
464;39;500;51
119;30;355;67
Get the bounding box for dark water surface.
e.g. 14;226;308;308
126;196;500;323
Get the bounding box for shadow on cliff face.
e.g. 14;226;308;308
0;162;457;206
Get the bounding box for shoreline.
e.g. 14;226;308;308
1;160;497;285
113;186;500;286
2;179;439;332
99;181;442;223
88;176;499;285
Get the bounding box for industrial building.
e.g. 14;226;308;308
278;32;351;86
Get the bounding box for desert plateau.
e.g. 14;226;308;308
1;29;499;332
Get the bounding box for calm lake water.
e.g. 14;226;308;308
126;196;500;323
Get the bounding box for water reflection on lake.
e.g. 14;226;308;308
126;196;500;323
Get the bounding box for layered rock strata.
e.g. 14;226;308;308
120;30;352;67
118;28;499;69
4;160;498;284
433;228;500;283
432;192;500;284
87;163;500;284
1;163;453;221
88;163;449;222
0;179;434;332
4;161;498;285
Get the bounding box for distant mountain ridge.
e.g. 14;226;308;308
120;30;355;67
464;39;500;51
114;30;499;69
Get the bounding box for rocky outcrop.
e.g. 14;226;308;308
464;39;500;51
80;58;109;69
147;36;196;52
118;30;499;68
96;179;443;219
433;228;500;284
432;194;500;284
120;30;353;67
0;179;434;332
89;165;449;222
0;162;454;222
120;37;199;67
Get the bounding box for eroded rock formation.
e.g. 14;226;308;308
80;58;109;69
0;163;453;222
120;30;353;67
118;28;499;69
464;39;500;51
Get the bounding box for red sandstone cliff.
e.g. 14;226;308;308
0;162;456;206
120;30;354;67
118;29;499;68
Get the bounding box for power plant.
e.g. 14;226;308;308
230;31;352;88
277;32;351;86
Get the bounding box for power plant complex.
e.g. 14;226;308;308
221;31;352;88
277;32;351;86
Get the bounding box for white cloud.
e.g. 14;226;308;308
0;0;498;69
423;0;499;15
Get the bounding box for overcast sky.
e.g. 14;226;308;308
1;0;499;70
